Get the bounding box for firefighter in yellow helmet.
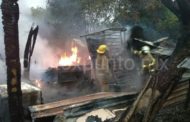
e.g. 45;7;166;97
134;46;156;73
96;44;108;54
95;44;111;92
141;46;156;73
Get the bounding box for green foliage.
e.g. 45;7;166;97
80;0;179;37
157;8;179;32
80;0;120;27
30;0;180;38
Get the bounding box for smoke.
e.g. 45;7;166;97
0;0;92;83
0;0;143;94
37;0;87;47
0;0;49;83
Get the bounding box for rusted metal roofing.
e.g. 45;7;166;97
80;28;126;38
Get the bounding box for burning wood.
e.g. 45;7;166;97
59;46;81;66
35;80;42;88
56;40;92;83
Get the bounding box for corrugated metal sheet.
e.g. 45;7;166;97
151;48;174;56
177;57;190;69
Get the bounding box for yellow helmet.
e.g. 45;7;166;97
97;44;108;54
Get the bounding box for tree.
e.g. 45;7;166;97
31;0;179;45
122;0;190;121
46;0;86;40
81;0;179;37
1;0;24;122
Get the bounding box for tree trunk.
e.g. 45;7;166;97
1;0;24;122
123;0;190;122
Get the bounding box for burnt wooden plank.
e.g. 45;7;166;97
29;80;189;121
63;93;137;118
163;96;187;107
171;84;189;94
184;80;190;108
163;80;189;107
167;90;188;101
175;80;189;89
29;92;136;119
30;92;114;112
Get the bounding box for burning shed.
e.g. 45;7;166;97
81;28;128;83
81;28;126;66
55;39;92;84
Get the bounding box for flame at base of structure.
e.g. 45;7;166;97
58;46;81;66
35;80;41;88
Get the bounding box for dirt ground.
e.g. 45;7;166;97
155;103;190;122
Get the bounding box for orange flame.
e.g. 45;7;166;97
88;56;91;60
35;80;41;88
59;46;81;66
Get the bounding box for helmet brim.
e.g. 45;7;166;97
143;50;149;53
97;49;105;54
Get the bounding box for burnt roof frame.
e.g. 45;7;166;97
80;27;126;38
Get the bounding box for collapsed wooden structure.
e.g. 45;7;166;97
29;92;137;121
28;78;189;121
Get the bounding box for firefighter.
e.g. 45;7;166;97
134;46;156;74
95;44;111;92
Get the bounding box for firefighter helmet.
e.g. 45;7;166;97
142;46;150;53
97;44;108;54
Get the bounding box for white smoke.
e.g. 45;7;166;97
0;0;49;83
20;0;46;9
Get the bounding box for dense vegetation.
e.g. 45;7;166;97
31;0;179;41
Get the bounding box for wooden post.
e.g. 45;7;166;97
1;0;24;122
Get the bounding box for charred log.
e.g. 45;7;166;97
1;0;24;122
24;25;39;70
